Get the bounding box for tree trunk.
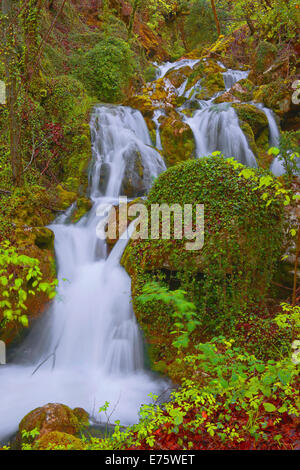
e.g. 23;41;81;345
210;0;221;36
2;0;23;186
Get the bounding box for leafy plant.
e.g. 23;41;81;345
0;241;57;327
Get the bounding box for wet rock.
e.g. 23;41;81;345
160;112;195;166
121;146;146;197
185;59;224;93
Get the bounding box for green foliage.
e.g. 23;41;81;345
275;303;300;345
268;133;300;179
74;37;137;103
81;337;299;450
138;282;200;349
218;0;299;42
0;241;57;327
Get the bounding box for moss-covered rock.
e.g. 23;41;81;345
185;59;224;93
120;148;146;197
160;113;195;166
229;78;255;102
34;431;85;450
72;197;92;223
165;66;193;89
232;104;268;139
195;71;225;100
57;184;77;210
33;227;55;251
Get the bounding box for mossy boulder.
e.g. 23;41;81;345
121;148;146;197
16;403;89;449
121;157;284;377
34;431;85;450
72;197;93;223
165;66;193;89
160;113;195;166
124;94;154;119
185;59;224;93
214;91;240;104
232;103;268;139
195;72;225;100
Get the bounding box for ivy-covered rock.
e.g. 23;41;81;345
185;59;224;93
34;431;85;450
121;157;284;376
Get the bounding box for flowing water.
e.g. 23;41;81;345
0;106;167;443
155;59;283;171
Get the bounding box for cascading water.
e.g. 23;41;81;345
0;106;167;443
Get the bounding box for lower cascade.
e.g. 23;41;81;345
0;106;167;443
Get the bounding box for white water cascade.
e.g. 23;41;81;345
0;106;167;443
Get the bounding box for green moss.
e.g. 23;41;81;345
185;59;223;92
195;72;225;100
34;431;85;450
232;103;270;166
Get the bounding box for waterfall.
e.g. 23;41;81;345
185;104;258;167
0;105;167;443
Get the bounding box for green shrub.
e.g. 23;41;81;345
75;37;137;103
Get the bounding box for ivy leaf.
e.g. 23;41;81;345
263;403;276;413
